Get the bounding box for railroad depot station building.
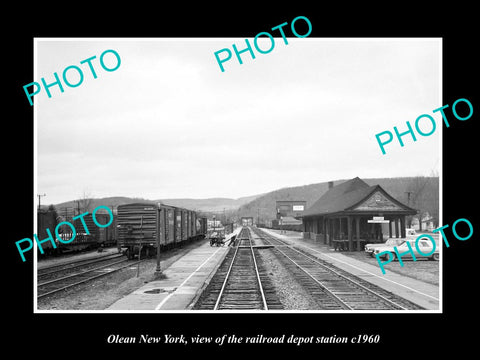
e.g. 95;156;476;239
300;177;417;251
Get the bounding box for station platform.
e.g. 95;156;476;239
260;228;440;311
106;230;240;311
106;226;439;311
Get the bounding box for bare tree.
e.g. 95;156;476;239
406;176;439;231
76;190;94;215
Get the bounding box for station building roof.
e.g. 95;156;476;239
300;177;417;218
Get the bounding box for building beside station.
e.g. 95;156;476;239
276;200;306;218
300;177;417;251
272;200;306;230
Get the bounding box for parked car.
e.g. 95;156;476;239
374;239;439;261
365;228;424;257
365;238;405;257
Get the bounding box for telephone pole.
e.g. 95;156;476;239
405;191;412;206
37;193;46;210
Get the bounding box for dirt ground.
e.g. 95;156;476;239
264;229;440;286
36;232;439;311
334;250;440;285
258;248;320;310
37;240;206;311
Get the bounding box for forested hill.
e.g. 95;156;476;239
51;194;263;215
235;177;439;225
48;177;438;225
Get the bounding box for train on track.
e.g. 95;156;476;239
37;203;207;258
261;220;303;232
116;203;208;259
37;208;117;256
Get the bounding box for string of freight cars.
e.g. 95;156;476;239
15;205;114;262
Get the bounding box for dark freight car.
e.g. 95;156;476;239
95;212;117;247
37;209;59;255
117;203;206;259
197;216;208;237
37;207;117;256
71;212;98;249
117;203;159;259
163;204;176;247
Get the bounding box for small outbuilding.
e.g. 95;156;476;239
275;200;306;231
300;177;417;251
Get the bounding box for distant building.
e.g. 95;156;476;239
300;177;417;251
207;219;223;229
241;217;254;226
411;212;435;231
275;200;306;230
276;200;307;219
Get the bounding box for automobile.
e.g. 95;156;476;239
373;238;439;261
365;238;405;257
365;228;424;257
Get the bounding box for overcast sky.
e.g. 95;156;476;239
35;38;441;205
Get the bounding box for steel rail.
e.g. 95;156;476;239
38;259;129;287
213;227;268;310
248;229;269;310
38;253;124;277
272;244;352;309
287;246;408;310
256;228;407;310
37;260;138;299
213;243;240;310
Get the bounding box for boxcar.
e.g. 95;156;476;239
117;203;159;259
197;216;208;237
175;208;183;244
71;212;98;250
117;202;205;259
95;212;117;247
37;209;59;256
163;204;176;248
37;209;117;256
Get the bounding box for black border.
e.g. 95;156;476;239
7;5;478;356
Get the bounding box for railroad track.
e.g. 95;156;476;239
251;227;424;310
194;227;283;310
37;254;138;299
38;253;125;279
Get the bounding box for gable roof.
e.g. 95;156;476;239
301;177;416;217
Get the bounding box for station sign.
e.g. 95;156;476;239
368;216;390;224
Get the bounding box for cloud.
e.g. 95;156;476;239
36;38;441;204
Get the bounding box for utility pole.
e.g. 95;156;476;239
405;191;412;206
37;193;46;210
74;200;81;216
405;191;414;229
